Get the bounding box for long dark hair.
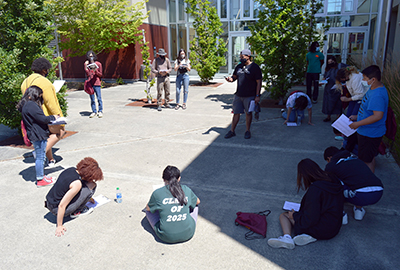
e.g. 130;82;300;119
176;48;187;64
297;158;332;192
86;50;97;61
16;86;43;112
163;165;187;206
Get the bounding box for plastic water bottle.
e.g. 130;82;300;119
116;187;122;203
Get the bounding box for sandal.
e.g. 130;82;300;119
175;105;180;110
323;117;331;122
182;104;187;110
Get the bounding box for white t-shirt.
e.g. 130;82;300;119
174;59;190;74
286;92;312;109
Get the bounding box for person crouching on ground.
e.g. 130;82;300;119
145;165;200;243
17;86;58;187
268;159;344;249
281;91;314;126
324;146;383;222
45;157;103;237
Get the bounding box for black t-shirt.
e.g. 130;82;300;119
233;62;262;97
46;167;82;206
325;150;383;190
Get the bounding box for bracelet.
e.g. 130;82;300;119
256;94;261;97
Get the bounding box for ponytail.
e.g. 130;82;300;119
163;165;187;206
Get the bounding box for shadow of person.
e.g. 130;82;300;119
44;212;74;225
202;126;227;136
140;217;163;243
79;111;92;117
19;166;36;182
205;94;234;110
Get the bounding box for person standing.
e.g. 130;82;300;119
224;49;262;139
174;49;191;110
21;58;65;167
151;48;172;111
84;50;103;118
17;86;57;187
306;41;324;103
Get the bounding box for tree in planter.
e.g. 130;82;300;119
185;0;227;84
47;0;149;57
247;0;326;102
0;0;67;130
140;30;155;103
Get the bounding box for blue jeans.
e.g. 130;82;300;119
346;100;361;117
176;73;189;104
282;109;305;122
90;85;103;113
33;140;47;180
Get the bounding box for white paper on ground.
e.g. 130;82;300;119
248;100;255;112
283;201;300;211
86;194;111;209
331;114;357;137
53;80;65;93
286;122;298;127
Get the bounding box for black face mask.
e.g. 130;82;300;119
160;55;165;59
39;96;44;105
328;63;336;68
240;58;247;64
44;71;49;77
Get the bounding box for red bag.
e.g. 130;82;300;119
20;120;32;147
235;210;271;240
84;79;94;95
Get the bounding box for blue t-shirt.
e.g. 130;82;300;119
357;86;389;138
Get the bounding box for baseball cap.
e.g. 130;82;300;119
241;49;251;56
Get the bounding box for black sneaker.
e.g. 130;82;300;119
70;206;94;218
244;131;251;139
224;130;236;139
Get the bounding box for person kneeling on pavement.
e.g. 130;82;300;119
268;159;343;249
45;157;103;237
281;91;314;126
324;146;383;222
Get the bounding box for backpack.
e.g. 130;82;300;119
378;106;397;156
235;210;271;240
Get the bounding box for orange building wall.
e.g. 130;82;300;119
60;23;169;80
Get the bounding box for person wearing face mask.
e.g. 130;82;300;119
347;65;389;173
335;66;368;118
224;49;262;139
84;50;103;118
151;48;172;111
174;49;191;110
321;56;347;122
21;58;65;168
306;41;324;103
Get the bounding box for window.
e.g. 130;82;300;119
243;0;250;18
344;0;354;12
357;0;371;13
327;0;342;15
178;0;185;21
221;0;227;18
230;0;240;20
169;0;176;23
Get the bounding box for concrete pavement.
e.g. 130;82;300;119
1;77;399;269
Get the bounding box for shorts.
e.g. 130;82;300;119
232;95;254;114
358;133;382;163
343;185;383;206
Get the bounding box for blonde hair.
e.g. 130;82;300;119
335;66;359;92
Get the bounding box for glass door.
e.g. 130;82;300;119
229;33;251;73
325;28;368;68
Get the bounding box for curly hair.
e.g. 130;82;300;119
76;157;103;182
31;58;52;73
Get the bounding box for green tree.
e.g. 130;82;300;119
47;0;149;56
140;30;155;103
247;0;326;101
185;0;227;84
0;0;67;130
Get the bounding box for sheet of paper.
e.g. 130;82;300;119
248;100;255;112
331;114;357;137
87;63;99;69
319;80;328;84
49;117;67;125
86;194;111;209
53;80;65;93
283;201;300;211
286;122;298;127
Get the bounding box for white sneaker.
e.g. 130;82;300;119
267;236;295;249
47;160;56;167
354;206;366;220
342;212;348;225
97;112;103;118
89;112;97;118
293;234;317;246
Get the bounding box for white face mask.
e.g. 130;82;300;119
180;54;185;59
361;80;370;88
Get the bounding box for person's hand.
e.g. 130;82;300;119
349;115;358;121
159;71;166;76
349;122;359;130
288;209;295;219
255;96;260;104
283;120;288;125
308;121;314;126
55;225;66;237
340;96;351;102
84;60;89;65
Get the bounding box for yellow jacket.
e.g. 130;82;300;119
21;73;63;117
